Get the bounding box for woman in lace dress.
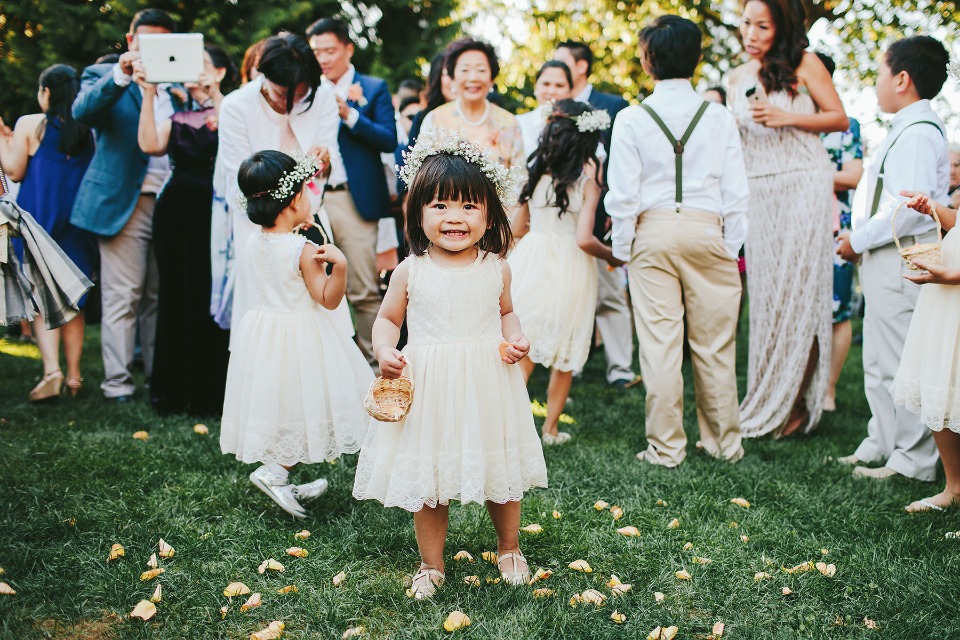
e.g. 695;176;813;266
729;0;848;437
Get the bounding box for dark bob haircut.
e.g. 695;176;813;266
257;34;323;114
885;35;949;101
535;60;573;89
237;150;305;227
130;8;174;34
445;37;500;81
638;15;702;81
305;17;352;45
405;154;512;258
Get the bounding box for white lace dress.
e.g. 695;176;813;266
352;250;548;512
891;229;960;432
220;231;372;465
509;175;598;372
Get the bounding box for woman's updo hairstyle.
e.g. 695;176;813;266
238;150;302;227
743;0;809;96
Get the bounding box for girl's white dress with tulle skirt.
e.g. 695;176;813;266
508;175;597;372
352;251;548;512
891;228;960;433
220;231;373;465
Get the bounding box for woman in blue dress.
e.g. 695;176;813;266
0;64;96;401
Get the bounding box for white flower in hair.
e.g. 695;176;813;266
574;109;612;133
397;129;525;207
949;60;960;80
237;152;320;211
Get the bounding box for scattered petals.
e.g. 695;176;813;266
569;593;582;607
286;547;308;558
294;530;311;540
753;572;773;581
533;587;555;598
529;568;553;584
453;550;474;563
442;611;471;633
240;592;262;612
108;543;125;562
553;510;562;520
667;518;680;530
682;542;693;551
520;523;543;534
607;575;622;588
0;582;16;595
150;583;162;603
821;548;829;555
647;626;663;639
784;562;814;574
484;576;501;584
781;587;793;595
692;556;712;565
219;606;229;618
224;582;251;597
463;575;480;586
656;499;668;507
193;423;209;435
617;526;641;537
729;498;751;508
581;589;607;606
0;568;4;576
132;431;149;440
147;554;158;569
343;627;365;639
712;621;725;637
129;600;156;621
258;558;285;574
140;568;164;581
611;583;633;596
662;626;679;640
158;538;175;559
610;610;627;624
675;569;691;580
250;620;285;640
276;585;298;594
654;591;665;603
609;506;624;520
594;500;610;511
729;522;738;528
740;535;750;543
816;562;837;577
332;571;346;587
481;551;498;564
568;559;592;573
864;617;879;630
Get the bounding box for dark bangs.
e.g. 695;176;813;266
405;154;512;258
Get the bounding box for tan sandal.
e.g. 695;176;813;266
65;376;84;397
29;371;63;402
409;566;444;600
497;551;530;585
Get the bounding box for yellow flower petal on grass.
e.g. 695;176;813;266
0;582;16;595
146;553;158;569
332;571;346;587
529;568;552;584
224;582;251;597
611;583;633;596
140;568;164;581
712;621;725;637
568;559;592;573
653;591;665;603
130;600;156;621
258;559;284;574
662;626;679;640
158;538;175;559
581;589;607;606
781;587;793;595
150;583;162;603
656;499;668;507
294;530;311;540
286;547;308;558
481;551;498;564
342;627;365;639
816;562;837;577
520;523;543;534
569;593;582;607
607;575;622;588
219;606;228;618
682;542;693;551
647;626;663;639
784;562;814;574
729;498;751;508
453;550;474;562
553;510;562;520
740;535;750;543
753;572;773;581
108;543;125;562
609;506;624;520
692;556;712;565
250;620;285;640
463;575;480;586
610;610;627;624
132;431;149;440
594;500;610;511
484;576;501;584
240;592;261;612
442;611;470;633
667;518;680;530
276;585;298;594
675;570;691;580
617;526;640;537
533;588;555;598
193;423;209;435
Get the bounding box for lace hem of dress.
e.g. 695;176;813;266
527;342;590;373
892;376;960;434
221;413;367;466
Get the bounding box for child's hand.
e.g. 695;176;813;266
377;348;407;379
904;260;960;285
899;191;935;217
499;336;530;364
315;244;347;267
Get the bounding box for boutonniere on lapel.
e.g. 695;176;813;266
347;83;367;107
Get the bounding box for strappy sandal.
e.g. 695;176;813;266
497;551;530;586
905;497;954;513
408;566;444;600
29;371;64;402
65;376;84;397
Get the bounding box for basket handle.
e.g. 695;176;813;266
891;201;942;255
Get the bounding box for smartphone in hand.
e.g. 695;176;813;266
745;83;768;103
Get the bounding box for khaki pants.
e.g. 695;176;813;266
855;238;938;481
324;190;380;367
628;208;742;466
98;195;159;397
595;263;636;383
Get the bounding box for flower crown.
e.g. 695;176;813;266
397;130;525;208
549;108;612;133
237;153;320;210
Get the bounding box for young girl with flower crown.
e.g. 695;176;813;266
220;150;372;519
352;131;548;599
509;99;621;445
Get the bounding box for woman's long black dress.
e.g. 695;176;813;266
151;108;230;416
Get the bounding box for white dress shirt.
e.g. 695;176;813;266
323;64;360;129
849;100;948;254
605;79;750;261
574;84;594;104
113;64;173;193
517;106;550;160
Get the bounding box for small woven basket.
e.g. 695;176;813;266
892;202;942;271
364;376;414;422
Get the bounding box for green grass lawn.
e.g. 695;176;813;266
1;322;958;640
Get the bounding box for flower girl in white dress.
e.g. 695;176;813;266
509;99;622;444
221;151;372;519
353;131;548;599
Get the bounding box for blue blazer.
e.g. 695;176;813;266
70;64;185;237
588;89;630;237
338;73;397;221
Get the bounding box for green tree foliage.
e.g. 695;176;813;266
0;0;457;123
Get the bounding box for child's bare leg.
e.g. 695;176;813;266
413;504;449;572
519;357;535;384
906;429;960;511
826;320;851;410
543;369;573;437
487;500;528;580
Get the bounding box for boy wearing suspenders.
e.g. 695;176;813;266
835;35;950;482
606;16;750;467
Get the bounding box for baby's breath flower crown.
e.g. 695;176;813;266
236;153;320;211
549;108;612;133
398;130;525;208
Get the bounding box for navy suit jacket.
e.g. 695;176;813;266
338;73;397;221
70;64;186;237
587;89;629;238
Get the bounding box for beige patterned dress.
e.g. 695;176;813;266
731;79;834;437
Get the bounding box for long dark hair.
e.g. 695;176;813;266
205;44;239;94
238;150;304;227
422;51;450;115
256;34;322;114
405;154;512;258
519;99;602;216
37;64;91;157
743;0;808;96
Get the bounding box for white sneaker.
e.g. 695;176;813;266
249;466;307;519
293;478;329;502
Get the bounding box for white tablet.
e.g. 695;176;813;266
138;33;204;84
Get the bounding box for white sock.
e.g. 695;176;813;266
265;462;289;483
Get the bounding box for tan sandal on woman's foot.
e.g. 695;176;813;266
65;376;84;397
409;566;444;600
498;551;530;585
29;371;64;402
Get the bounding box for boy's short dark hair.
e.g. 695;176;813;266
399;78;424;94
556;40;593;76
398;96;421;114
885;35;949;100
305;17;352;45
637;15;701;81
130;8;175;34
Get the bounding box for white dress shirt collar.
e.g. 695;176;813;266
574;83;594;103
327;65;356;99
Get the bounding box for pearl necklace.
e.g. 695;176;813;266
455;99;490;127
